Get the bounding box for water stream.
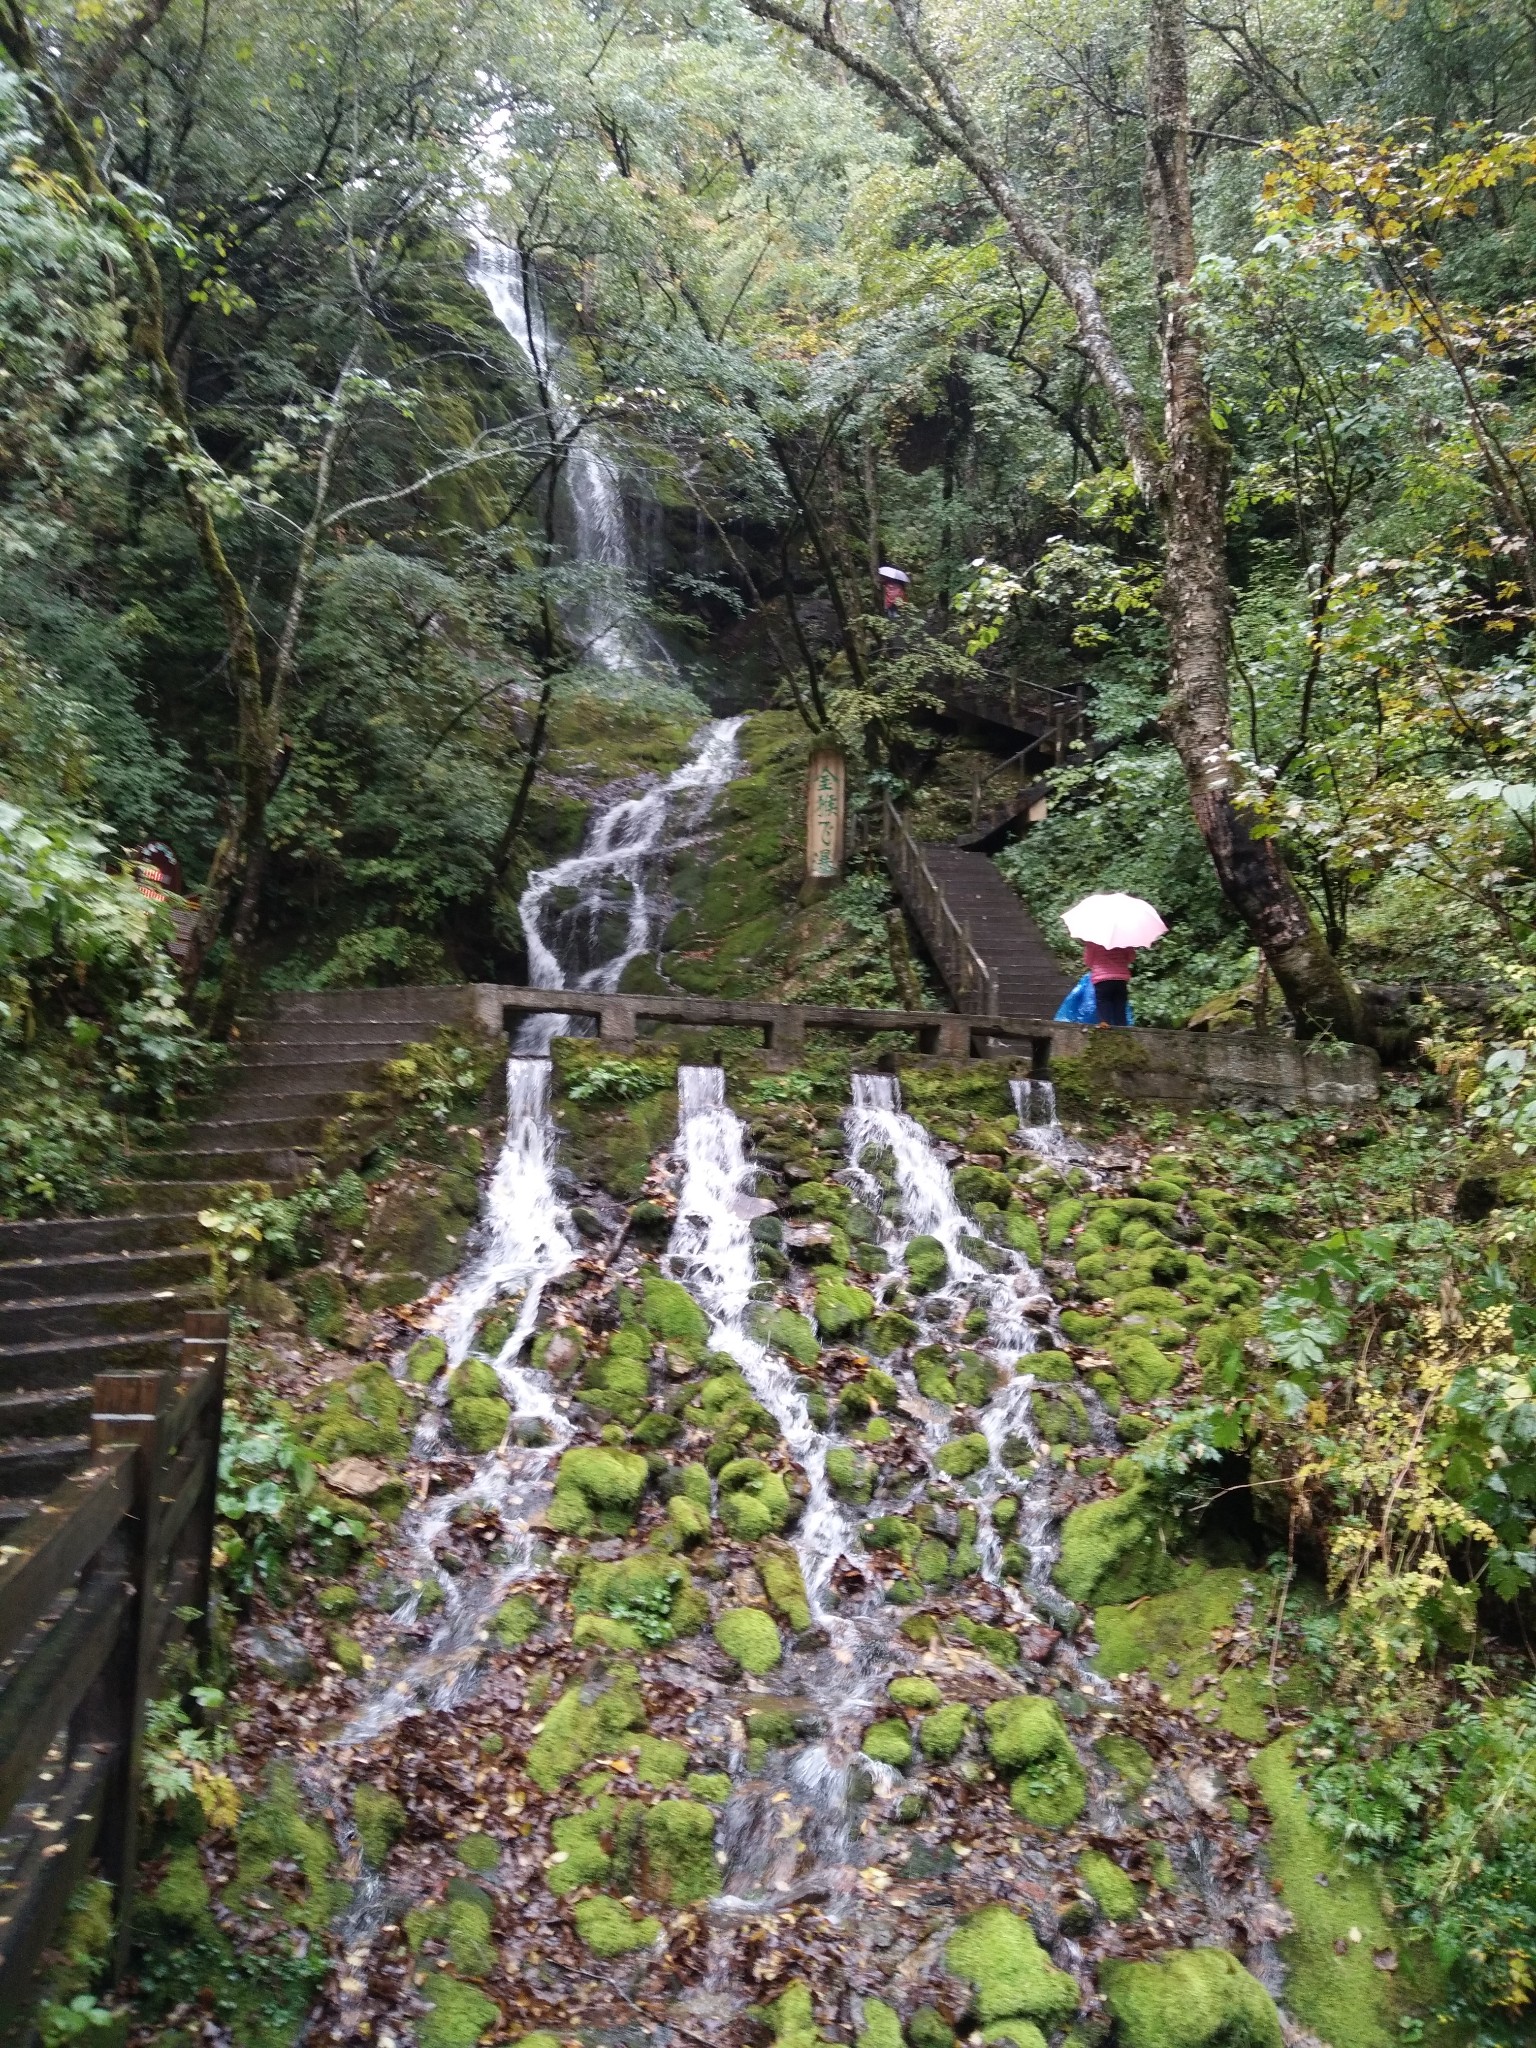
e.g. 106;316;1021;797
515;715;745;1049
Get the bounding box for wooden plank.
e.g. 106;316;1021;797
0;1452;134;1671
160;1362;215;1461
0;1747;110;2038
0;1571;126;1824
147;1436;209;1579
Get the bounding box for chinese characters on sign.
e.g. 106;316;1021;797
804;748;846;879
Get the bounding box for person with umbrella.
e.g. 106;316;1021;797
1058;893;1168;1027
877;565;910;614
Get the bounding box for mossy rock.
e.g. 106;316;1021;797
635;1735;690;1787
547;1803;620;1895
760;1979;832;2048
913;1537;951;1586
352;1784;405;1866
814;1275;875;1337
420;1974;501;2048
1077;1848;1140;1920
861;1719;913;1768
1001;1211;1042;1263
953;1165;1012;1211
1030;1387;1089;1446
866;1310;919;1355
905;1234;949;1293
718;1457;794;1539
913;1346;957;1401
935;1432;989;1479
407;1335;448;1384
572;1553;686;1642
668;1494;712;1545
1107;1332;1181;1402
983;1697;1085;1828
642;1271;709;1348
825;1446;874;1501
856;1997;905;2048
919;1703;971;1760
445;1894;496;1977
907;2007;955;2048
952;1617;1018;1667
1098;1949;1283;2048
1058;1309;1110;1343
450;1392;510;1452
945;1904;1079;2025
715;1606;782;1673
572;1894;661;1956
526;1669;645;1792
641;1798;719;1903
1025;1348;1075;1384
1095;1730;1156;1797
547;1446;649;1536
763;1308;819;1367
1045;1197;1084;1250
1055;1483;1174;1607
579;1346;650;1425
759;1543;812;1631
954;1353;1000;1406
492;1593;543;1646
1093;1564;1269;1740
888;1674;941;1709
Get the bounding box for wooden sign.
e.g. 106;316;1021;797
805;748;846;879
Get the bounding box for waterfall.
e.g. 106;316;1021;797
473;238;671;674
1011;1073;1075;1167
515;715;745;1048
336;1057;577;1746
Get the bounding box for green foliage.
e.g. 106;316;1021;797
567;1057;675;1103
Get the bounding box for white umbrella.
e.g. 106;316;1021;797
1062;892;1168;949
877;566;910;583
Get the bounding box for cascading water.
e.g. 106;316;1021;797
515;715;745;1050
666;1067;898;1919
474;238;672;674
337;1058;578;1746
1011;1073;1080;1169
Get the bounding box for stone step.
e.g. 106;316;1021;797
237;1041;420;1070
224;1058;385;1094
128;1146;303;1183
0;1433;89;1500
266;987;473;1023
0;1327;182;1396
0;1381;93;1439
0;1285;206;1348
0;1247;209;1304
99;1179;279;1215
180;1113;331;1149
0;1211;203;1259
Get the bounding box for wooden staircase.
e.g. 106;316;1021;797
0;985;476;1532
884;799;1070;1020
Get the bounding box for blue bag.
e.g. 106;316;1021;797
1055;973;1136;1025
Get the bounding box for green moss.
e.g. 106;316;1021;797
935;1432;989;1478
953;1165;1012;1209
407;1336;447;1383
687;1772;733;1801
1030;1387;1089;1445
763;1308;819;1366
919;1703;971;1759
678;1461;712;1506
232;1766;340;1933
456;1832;499;1874
1001;1211;1042;1263
715;1606;782;1672
580;1346;650;1425
979;2026;1045;2048
330;1628;365;1673
1250;1737;1420;2048
1057;1309;1110;1343
1093;1565;1269;1739
862;1719;914;1768
1095;1730;1156;1796
718;1457;793;1539
1026;1348;1076;1383
1055;1483;1174;1607
526;1668;645;1793
1107;1331;1182;1401
572;1895;660;1956
547;1804;616;1895
913;1346;958;1401
867;1310;919;1355
1098;1950;1283;2048
983;1697;1086;1828
951;1616;1018;1667
419;1974;501;2048
905;1235;949;1292
913;1537;951;1585
573;1553;684;1643
888;1675;941;1709
642;1799;719;1903
492;1593;543;1646
1077;1849;1140;1921
353;1784;405;1867
954;1356;1001;1405
856;1997;904;2048
1046;1197;1084;1249
814;1275;875;1337
152;1846;211;1927
665;1493;709;1545
945;1904;1080;2025
825;1446;874;1501
642;1271;710;1348
759;1543;812;1631
547;1445;649;1536
761;1980;831;2048
635;1736;690;1787
907;2007;955;2048
446;1895;496;1977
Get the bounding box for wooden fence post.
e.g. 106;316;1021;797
88;1369;172;1979
180;1311;229;1668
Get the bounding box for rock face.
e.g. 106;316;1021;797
243;1624;315;1685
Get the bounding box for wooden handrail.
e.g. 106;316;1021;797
0;1309;228;2033
882;797;999;1016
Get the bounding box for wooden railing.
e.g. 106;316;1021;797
882;797;999;1016
0;1310;228;2035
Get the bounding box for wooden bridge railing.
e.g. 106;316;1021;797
881;796;999;1015
0;1310;228;2036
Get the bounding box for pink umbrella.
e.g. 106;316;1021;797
1061;892;1167;949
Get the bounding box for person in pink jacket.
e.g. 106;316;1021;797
1082;940;1135;1027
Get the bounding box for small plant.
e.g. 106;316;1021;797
566;1056;674;1103
143;1687;238;1825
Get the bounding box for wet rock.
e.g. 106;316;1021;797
244;1624;314;1685
1182;1762;1227;1817
322;1455;398;1501
570;1204;605;1240
1019;1626;1061;1663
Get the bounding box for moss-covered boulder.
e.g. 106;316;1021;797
1108;1331;1181;1402
420;1974;501;2048
763;1308;819;1366
718;1456;794;1538
572;1553;687;1644
547;1446;649;1536
642;1271;709;1349
526;1668;645;1792
641;1799;719;1903
814;1275;875;1337
888;1674;941;1709
1055;1483;1174;1607
920;1702;971;1759
983;1697;1086;1827
353;1784;405;1866
715;1605;782;1672
856;1998;904;2048
905;1234;949;1293
1077;1848;1140;1920
492;1592;543;1646
407;1335;447;1384
572;1895;661;1956
861;1719;913;1768
825;1446;875;1501
953;1165;1012;1211
759;1542;812;1631
1099;1950;1283;2048
913;1346;958;1401
579;1338;650;1424
446;1358;510;1452
945;1905;1079;2026
936;1432;990;1479
866;1310;919;1355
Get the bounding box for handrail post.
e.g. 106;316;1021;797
180;1310;229;1669
90;1369;173;1979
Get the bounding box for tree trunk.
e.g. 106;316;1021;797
1142;0;1363;1038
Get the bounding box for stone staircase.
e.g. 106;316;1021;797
0;985;477;1531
